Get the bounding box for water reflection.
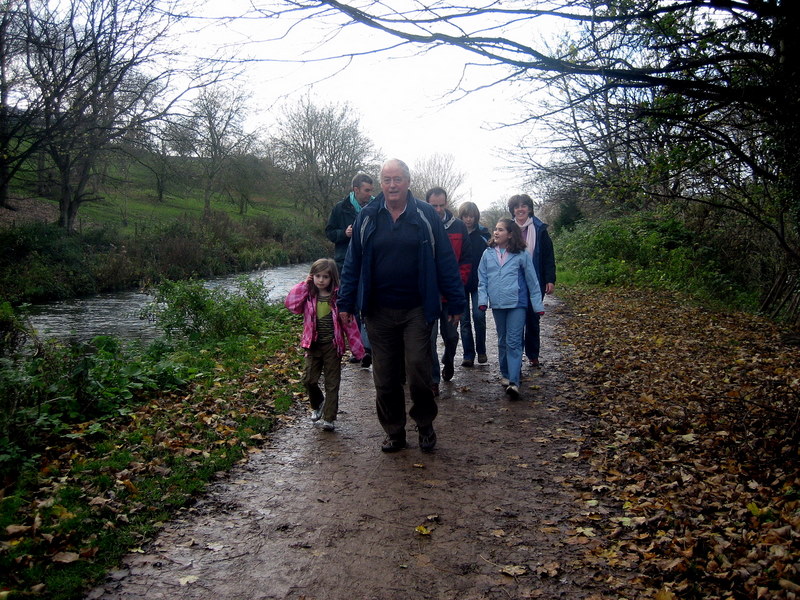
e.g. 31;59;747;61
23;263;312;342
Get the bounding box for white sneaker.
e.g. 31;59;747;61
317;420;335;431
311;409;322;422
500;378;510;387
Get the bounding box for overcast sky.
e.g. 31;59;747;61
192;2;560;211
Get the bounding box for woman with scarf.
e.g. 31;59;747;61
508;194;556;368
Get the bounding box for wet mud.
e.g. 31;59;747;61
88;297;613;600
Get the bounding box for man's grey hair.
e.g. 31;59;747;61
380;158;411;180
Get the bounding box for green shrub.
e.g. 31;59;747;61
144;277;274;341
555;213;759;310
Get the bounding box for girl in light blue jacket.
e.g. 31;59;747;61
478;218;544;398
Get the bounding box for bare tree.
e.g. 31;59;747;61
15;0;213;231
410;153;465;203
253;1;799;270
170;86;258;216
271;96;379;219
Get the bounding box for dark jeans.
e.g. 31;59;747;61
460;289;486;361
429;305;459;383
365;305;436;439
524;298;543;361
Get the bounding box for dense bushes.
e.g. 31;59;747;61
555;213;760;310
0;213;328;304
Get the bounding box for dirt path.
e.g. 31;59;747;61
88;297;615;600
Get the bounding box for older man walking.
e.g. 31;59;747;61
338;159;465;453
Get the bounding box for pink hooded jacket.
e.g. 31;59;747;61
284;280;365;359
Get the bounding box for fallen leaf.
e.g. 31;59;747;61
500;564;527;577
52;552;80;564
178;575;199;586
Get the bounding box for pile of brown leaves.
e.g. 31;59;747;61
557;287;800;599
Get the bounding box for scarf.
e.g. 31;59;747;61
349;192;362;213
518;217;537;255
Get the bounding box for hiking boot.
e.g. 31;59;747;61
381;436;407;452
461;359;474;368
317;420;335;431
505;384;520;399
361;353;372;368
529;358;540;368
431;383;440;397
310;408;322;422
478;354;488;364
442;363;454;381
417;424;437;453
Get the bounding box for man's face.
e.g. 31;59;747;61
427;193;447;220
354;182;373;206
380;163;410;204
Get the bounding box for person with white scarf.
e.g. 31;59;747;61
508;194;556;367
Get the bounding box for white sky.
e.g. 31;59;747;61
190;3;561;211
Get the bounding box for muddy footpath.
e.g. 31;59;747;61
87;297;623;600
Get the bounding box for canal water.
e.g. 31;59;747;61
22;263;313;342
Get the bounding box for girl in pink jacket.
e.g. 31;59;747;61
285;258;365;431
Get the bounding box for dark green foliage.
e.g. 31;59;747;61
555;213;759;310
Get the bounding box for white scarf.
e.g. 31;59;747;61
518;217;537;255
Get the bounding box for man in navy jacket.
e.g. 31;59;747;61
339;159;465;454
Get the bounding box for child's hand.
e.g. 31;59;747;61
538;311;544;315
479;305;487;312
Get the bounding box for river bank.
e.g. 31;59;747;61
0;200;325;306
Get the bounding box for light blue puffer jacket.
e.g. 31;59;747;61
477;247;544;312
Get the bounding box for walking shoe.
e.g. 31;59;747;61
478;354;488;364
431;383;440;397
311;408;322;422
500;377;510;387
417;424;437;452
461;359;474;368
348;355;360;363
361;353;372;368
505;384;520;399
529;358;540;368
317;420;335;431
381;436;407;452
442;363;454;382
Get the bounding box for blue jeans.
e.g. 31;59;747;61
459;290;486;361
366;306;436;438
493;307;526;386
430;306;459;383
523;298;543;360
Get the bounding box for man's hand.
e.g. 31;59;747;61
447;313;461;325
345;224;353;238
340;311;354;325
545;283;555;294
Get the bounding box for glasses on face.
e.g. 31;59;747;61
381;177;405;185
